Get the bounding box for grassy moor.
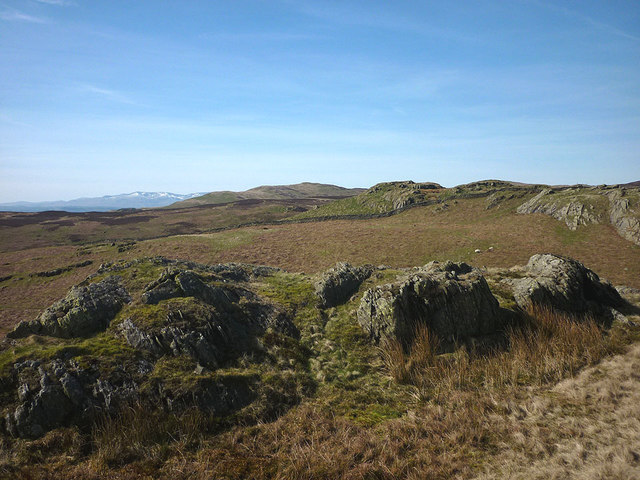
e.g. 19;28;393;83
0;180;639;479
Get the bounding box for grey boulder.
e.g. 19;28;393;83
357;261;501;346
512;254;624;320
8;276;130;339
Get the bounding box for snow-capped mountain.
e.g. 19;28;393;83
0;192;207;212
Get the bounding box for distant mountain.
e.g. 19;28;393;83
0;192;207;212
168;182;366;208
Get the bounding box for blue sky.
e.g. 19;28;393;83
1;0;639;202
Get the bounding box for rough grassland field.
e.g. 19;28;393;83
1;196;639;336
1;186;640;480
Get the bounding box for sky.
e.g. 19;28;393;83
1;1;639;202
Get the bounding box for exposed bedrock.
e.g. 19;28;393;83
510;254;625;322
315;262;373;308
607;189;640;246
124;269;299;368
516;189;601;231
7;276;131;339
357;261;502;346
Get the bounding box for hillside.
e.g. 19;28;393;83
0;197;335;252
293;180;640;247
0;253;638;479
2;185;640;337
168;182;366;208
1;179;640;479
292;179;533;219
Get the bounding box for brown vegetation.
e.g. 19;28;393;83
2;196;639;337
2;303;637;479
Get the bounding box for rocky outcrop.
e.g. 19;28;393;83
1;260;307;439
8;276;130;339
4;358;143;438
121;269;298;368
485;190;529;210
514;186;640;246
357;261;501;346
3;353;253;438
516;189;601;230
315;263;373;308
607;189;640;246
511;254;624;321
142;268;239;310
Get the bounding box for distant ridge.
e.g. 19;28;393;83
0;192;206;213
622;181;640;188
167;182;366;208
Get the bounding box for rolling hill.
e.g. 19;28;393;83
167;182;366;208
1;178;640;479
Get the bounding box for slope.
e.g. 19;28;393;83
168;182;365;208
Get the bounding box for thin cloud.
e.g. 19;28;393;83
531;0;640;42
79;84;139;106
35;0;74;5
283;0;480;43
0;10;48;23
200;31;323;42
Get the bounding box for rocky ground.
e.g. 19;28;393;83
1;180;639;478
0;252;638;478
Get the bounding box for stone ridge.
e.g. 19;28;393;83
515;186;640;245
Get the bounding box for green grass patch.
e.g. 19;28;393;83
0;332;139;377
554;223;590;245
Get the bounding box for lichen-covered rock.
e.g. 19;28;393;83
3;351;255;438
357;261;501;345
512;254;624;319
155;374;256;414
123;270;299;368
4;359;141;438
141;269;240;310
607;189;640;246
1;260;307;440
315;262;373;308
516;189;601;230
7;276;130;339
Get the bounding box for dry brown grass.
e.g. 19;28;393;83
2;196;639;337
5;305;636;480
136;198;640;288
473;343;640;479
0;198;331;252
380;305;620;399
380;323;439;384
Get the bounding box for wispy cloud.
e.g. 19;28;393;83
35;0;74;5
0;9;47;23
79;84;139;105
283;0;480;43
530;0;640;42
200;31;322;42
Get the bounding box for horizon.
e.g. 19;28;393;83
1;1;639;202
3;177;640;206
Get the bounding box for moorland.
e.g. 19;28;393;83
0;179;639;479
